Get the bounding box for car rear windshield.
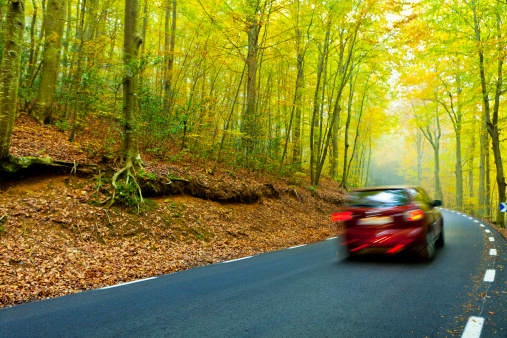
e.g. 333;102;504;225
346;189;409;208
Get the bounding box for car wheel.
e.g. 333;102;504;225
436;222;445;248
419;232;436;261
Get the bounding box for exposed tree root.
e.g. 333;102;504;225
106;159;144;210
0;154;97;180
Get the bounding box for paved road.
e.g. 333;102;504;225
1;209;506;337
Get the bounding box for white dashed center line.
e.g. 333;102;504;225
462;317;485;338
489;237;495;242
485;229;491;233
490;249;497;256
483;270;496;282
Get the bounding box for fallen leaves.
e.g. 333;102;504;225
0;174;344;308
1;112;346;308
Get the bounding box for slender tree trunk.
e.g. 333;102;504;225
416;130;423;186
292;30;303;168
340;64;358;188
27;0;45;87
0;0;25;160
330;32;345;179
455;72;463;210
468;132;475;212
164;0;177;121
479;126;487;216
120;0;142;165
242;0;261;159
30;0;65;124
59;0;72;93
25;0;37;85
68;0;86;142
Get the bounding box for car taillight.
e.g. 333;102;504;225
405;209;424;221
332;212;353;222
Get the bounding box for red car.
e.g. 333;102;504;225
333;186;444;261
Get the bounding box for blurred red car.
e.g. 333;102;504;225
333;186;444;260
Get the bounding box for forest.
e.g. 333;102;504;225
0;0;505;228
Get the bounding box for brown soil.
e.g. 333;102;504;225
0;114;347;308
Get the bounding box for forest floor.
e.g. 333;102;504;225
0;114;347;308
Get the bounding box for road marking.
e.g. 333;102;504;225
474;220;478;223
485;229;491;233
490;249;497;256
222;256;252;263
462;317;484;338
489;237;495;242
100;277;158;290
480;224;485;227
484;269;496;282
326;237;338;241
288;244;306;249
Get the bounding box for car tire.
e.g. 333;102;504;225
436;221;445;248
419;232;436;262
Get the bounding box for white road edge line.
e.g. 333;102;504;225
462;317;484;338
489;237;495;242
326;237;338;241
222;256;252;264
490;249;497;256
288;244;307;249
100;277;158;290
484;269;496;282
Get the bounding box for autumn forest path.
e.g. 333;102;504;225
1;209;506;337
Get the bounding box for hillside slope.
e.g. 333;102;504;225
0;115;346;308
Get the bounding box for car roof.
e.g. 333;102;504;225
352;185;418;192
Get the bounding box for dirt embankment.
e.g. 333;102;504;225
0;171;346;308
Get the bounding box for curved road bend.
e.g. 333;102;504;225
1;209;506;337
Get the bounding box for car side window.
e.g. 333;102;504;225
417;188;432;206
407;189;418;202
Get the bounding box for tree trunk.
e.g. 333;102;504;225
310;23;330;186
27;0;45;87
468;132;475;212
486;11;506;227
330;32;345;180
340;64;358;188
471;0;505;224
0;0;25;160
416;130;423;186
163;0;176;121
242;0;261;159
121;0;142;165
59;0;72;93
25;0;37;86
30;0;65;124
292;31;303;168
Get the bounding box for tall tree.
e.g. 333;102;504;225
0;0;25;161
469;0;506;225
30;0;65;124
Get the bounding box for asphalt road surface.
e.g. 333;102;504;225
1;209;506;337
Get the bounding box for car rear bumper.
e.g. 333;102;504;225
344;227;426;254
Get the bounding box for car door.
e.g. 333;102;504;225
417;188;439;236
